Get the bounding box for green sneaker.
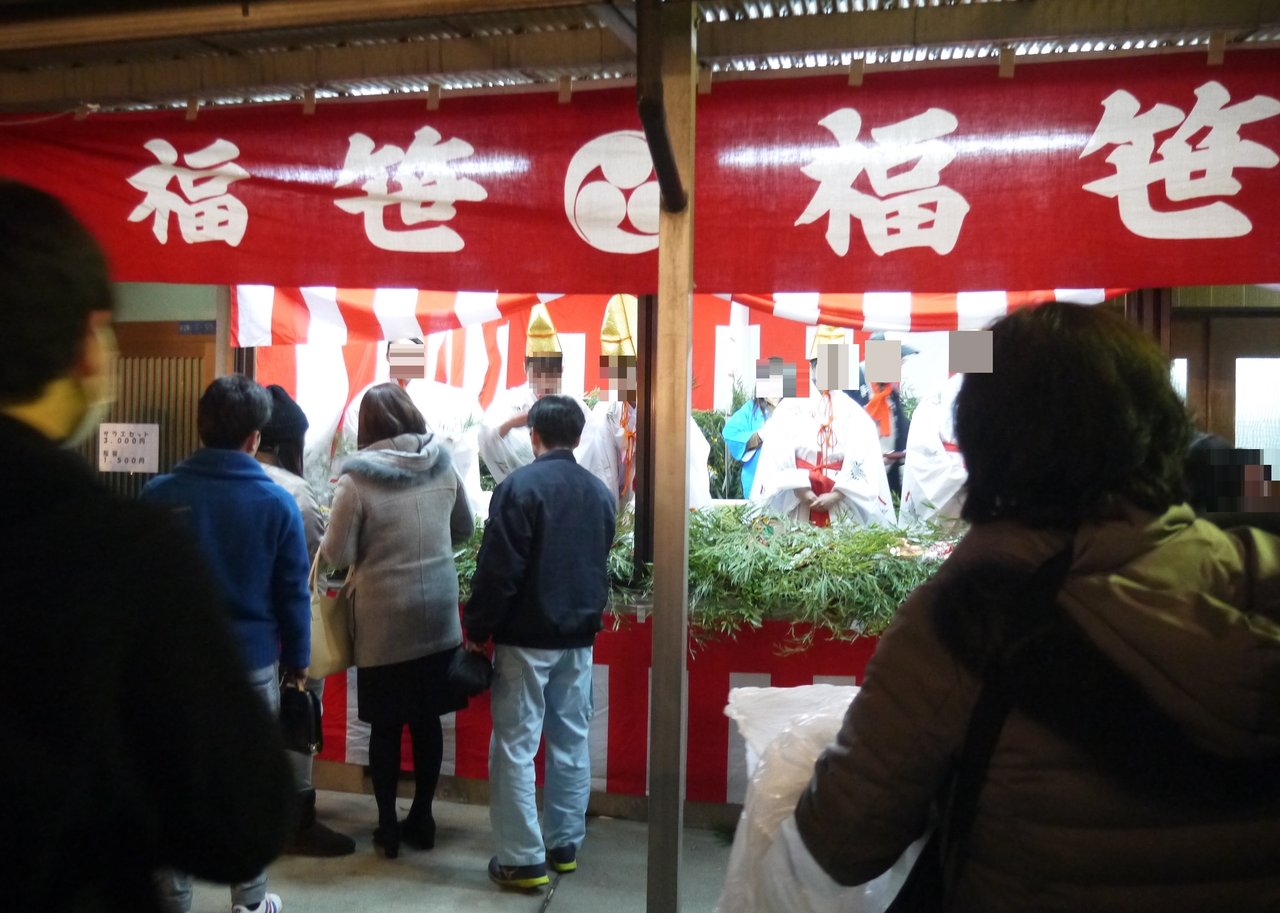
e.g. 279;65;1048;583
488;856;550;889
548;844;577;873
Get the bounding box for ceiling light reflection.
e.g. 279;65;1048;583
717;131;1093;169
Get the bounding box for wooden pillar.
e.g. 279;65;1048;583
646;3;695;912
1124;288;1172;355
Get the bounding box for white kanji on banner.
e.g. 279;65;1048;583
333;125;488;253
1082;80;1280;240
564;130;660;254
797;107;970;257
126;138;250;246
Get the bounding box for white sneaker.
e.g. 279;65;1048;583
231;894;281;913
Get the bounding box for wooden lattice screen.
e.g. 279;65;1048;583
73;356;203;499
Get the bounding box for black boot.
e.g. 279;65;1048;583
400;810;436;851
282;790;356;857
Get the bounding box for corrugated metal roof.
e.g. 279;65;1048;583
0;0;1277;113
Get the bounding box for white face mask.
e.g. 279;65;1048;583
62;325;118;449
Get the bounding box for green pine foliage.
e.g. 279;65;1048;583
455;503;958;649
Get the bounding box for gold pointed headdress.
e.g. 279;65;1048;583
600;294;638;358
807;323;847;361
525;303;562;357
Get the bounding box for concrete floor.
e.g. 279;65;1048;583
188;789;733;913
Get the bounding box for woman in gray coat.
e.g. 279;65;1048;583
319;383;475;858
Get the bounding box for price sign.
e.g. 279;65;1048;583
98;423;160;473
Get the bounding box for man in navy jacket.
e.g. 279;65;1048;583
465;394;616;889
142;374;310;913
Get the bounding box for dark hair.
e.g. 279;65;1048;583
357;382;426;448
259;384;309;476
0;181;114;405
528;394;585;449
955;302;1193;527
1186;437;1267;513
198;375;273;449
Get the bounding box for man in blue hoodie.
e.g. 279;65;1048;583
142;374;310;913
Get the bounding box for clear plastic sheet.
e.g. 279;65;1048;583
716;685;924;913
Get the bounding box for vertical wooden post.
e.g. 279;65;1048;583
1123;288;1172;356
646;3;695;912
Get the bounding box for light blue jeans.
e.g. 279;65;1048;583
155;661;279;912
488;645;593;867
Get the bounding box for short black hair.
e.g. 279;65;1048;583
357;382;427;448
0;181;114;405
528;394;585;449
198;375;273;449
955;302;1193;528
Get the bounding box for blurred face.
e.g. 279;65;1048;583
63;314;118;447
527;356;564;397
754;357;797;402
599;354;638;404
811;344;853;392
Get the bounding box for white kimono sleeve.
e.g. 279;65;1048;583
827;398;897;528
688;415;713;509
477;385;536;485
900;378;967;528
576;400;625;505
750;403;813;521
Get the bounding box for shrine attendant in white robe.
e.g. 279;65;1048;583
751;326;895;527
575;294;713;510
578;402;711;510
477;303;591;485
899;373;967;529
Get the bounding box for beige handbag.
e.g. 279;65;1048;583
308;553;354;678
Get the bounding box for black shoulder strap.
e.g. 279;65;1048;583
940;542;1075;884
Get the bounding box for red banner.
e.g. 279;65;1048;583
2;50;1277;291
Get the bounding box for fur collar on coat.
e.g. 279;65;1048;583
339;432;453;486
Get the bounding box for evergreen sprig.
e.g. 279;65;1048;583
455;503;958;649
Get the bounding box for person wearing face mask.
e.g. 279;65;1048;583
0;181;295;913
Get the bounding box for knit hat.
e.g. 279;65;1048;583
260;384;309;445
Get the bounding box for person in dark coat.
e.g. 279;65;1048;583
464;394;617;889
796;302;1280;913
255;385;356;858
0;180;295;913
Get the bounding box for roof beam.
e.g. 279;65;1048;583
592;1;637;54
700;0;1280;60
0;0;583;53
0;27;633;110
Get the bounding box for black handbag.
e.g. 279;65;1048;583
279;680;323;755
447;645;494;702
886;544;1074;912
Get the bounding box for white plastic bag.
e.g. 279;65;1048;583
715;685;855;913
758;817;926;913
715;684;923;913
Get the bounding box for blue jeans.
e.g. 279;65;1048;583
488;645;593;867
155;662;279;912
